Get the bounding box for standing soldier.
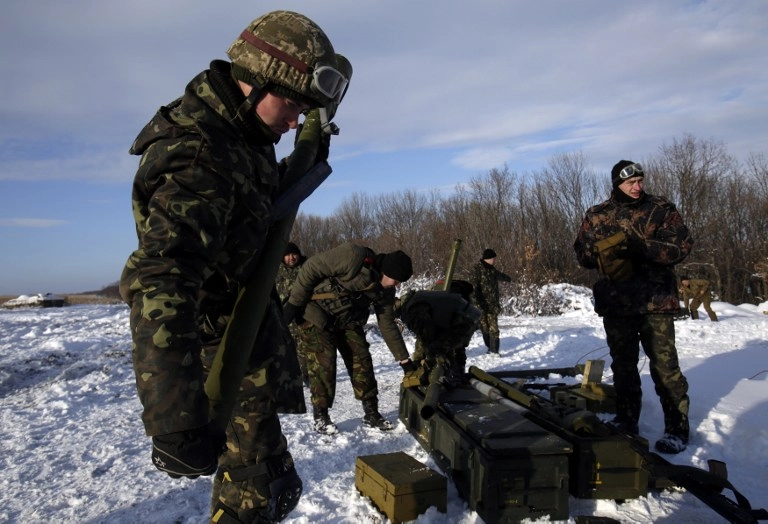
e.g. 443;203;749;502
120;11;349;522
469;248;512;354
276;242;310;385
680;276;719;321
282;242;415;434
574;160;693;454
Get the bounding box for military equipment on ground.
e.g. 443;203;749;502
355;451;446;523
399;360;768;523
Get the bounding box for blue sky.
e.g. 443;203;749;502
1;0;767;295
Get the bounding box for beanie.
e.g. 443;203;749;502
381;250;413;282
284;242;301;256
611;160;642;188
482;248;497;260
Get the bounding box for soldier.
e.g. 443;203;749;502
276;242;310;385
469;248;512;354
282;242;415;434
119;11;349;522
680;276;718;321
574;160;693;454
398;279;480;386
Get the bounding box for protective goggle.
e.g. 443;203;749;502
311;65;348;103
619;163;645;180
238;30;348;104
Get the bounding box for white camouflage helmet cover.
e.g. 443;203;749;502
227;10;339;107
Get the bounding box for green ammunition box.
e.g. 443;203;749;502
400;386;572;523
355;451;447;523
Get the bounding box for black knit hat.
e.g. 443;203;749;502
283;242;301;256
482;248;497;260
381;250;413;282
611;159;643;188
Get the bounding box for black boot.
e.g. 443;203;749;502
482;333;490;350
488;336;500;355
312;407;338;435
362;399;394;431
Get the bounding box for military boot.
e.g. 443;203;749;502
362;399;394;431
690;310;699;320
488;336;500;355
312;407;338;435
708;311;719;321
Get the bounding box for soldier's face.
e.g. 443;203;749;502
618;177;644;199
283;253;299;267
254;92;309;135
380;275;400;288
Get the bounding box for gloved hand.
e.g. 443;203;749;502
151;421;226;479
400;359;418;375
282;302;303;325
616;235;645;260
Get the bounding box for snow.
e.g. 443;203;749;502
1;285;767;523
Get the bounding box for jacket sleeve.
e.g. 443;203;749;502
574;212;600;270
642;200;693;266
287;242;364;307
121;139;235;436
373;292;410;361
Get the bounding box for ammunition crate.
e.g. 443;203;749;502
400;385;572;523
355;451;446;523
564;434;649;499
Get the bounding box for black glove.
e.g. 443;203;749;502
616;235;645;260
282;302;303;325
151;421;226;479
316;130;330;164
400;359;418;375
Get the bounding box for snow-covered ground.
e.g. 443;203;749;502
1;285;766;523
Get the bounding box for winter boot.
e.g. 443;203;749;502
690;310;699;320
482;333;490;350
708;311;719;322
655;433;688;454
362;399;394;431
312;407;338;435
607;415;639;436
488;336;500;355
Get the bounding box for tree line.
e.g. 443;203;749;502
290;133;768;308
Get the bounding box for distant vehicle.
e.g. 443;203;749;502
1;293;65;309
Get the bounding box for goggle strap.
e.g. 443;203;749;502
238;30;311;75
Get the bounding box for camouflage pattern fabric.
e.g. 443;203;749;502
286;242;410;361
573;191;693;316
276;257;310;379
469;260;512;315
603;315;690;437
469;260;511;349
119;60;303;518
297;322;378;410
681;279;718;321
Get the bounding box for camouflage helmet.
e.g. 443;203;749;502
227;11;346;108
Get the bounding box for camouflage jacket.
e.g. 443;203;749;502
286;242;410;361
469;260;512;315
681;279;711;302
119;61;287;436
573;191;693;316
275;256;307;303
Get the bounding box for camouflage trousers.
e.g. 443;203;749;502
200;300;303;522
479;311;500;350
603;314;690;437
297;322;379;410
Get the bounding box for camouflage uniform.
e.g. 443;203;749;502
574;189;693;442
276;254;310;382
397;281;480;385
469;260;512;353
285;242;410;427
681;279;718;321
120;60;307;522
